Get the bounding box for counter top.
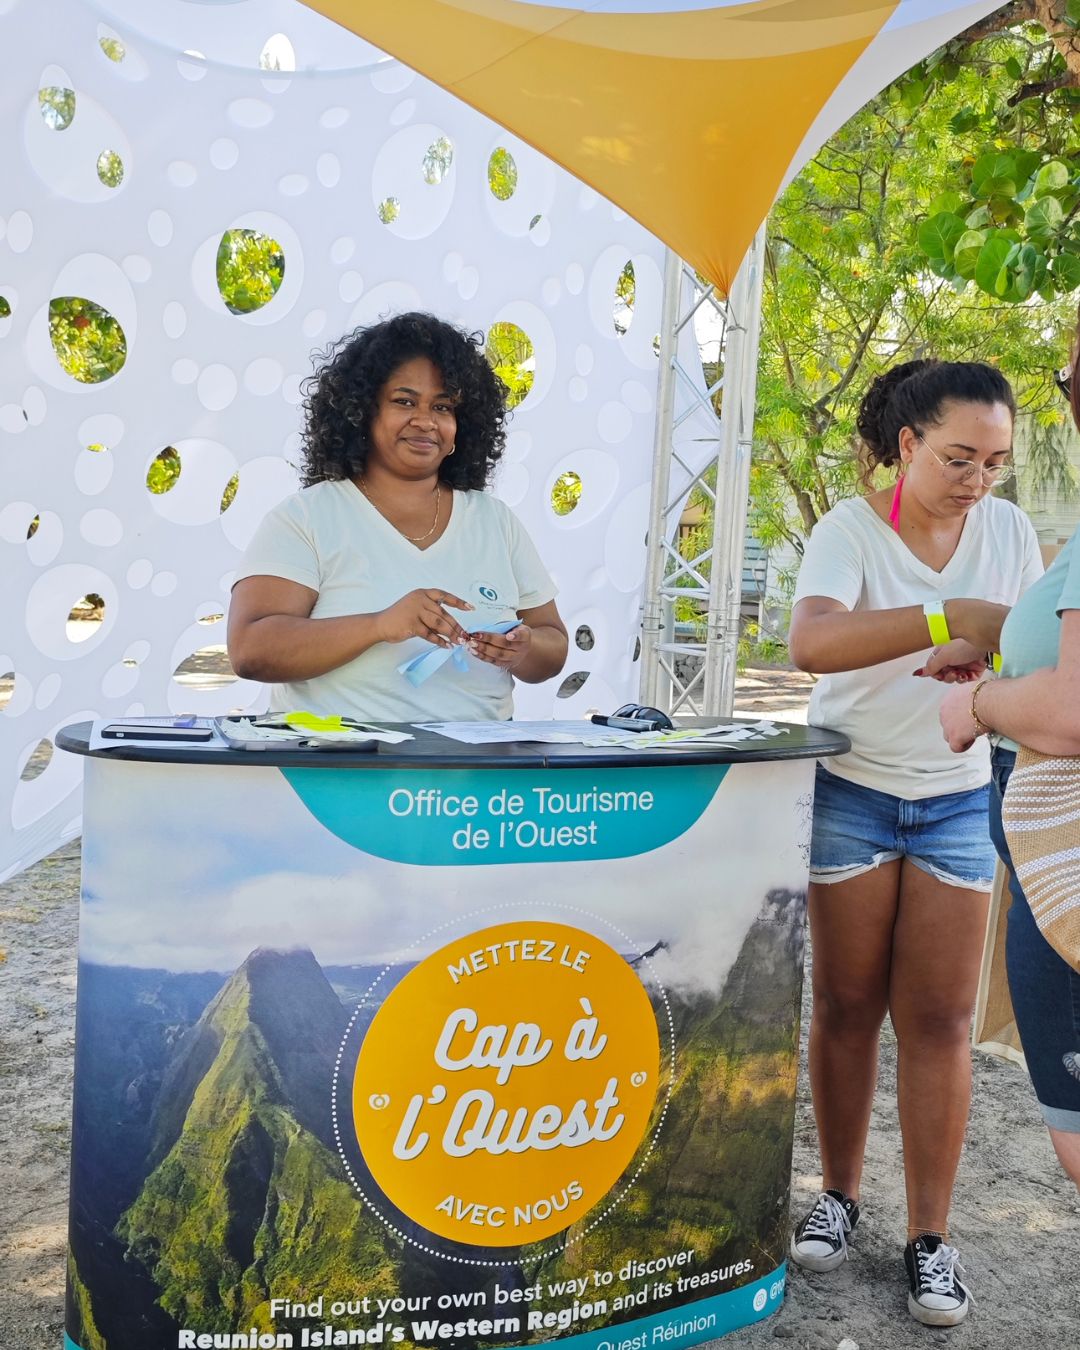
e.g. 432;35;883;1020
57;719;848;770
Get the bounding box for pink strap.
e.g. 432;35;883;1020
888;475;904;533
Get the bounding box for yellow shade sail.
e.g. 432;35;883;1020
300;1;1006;293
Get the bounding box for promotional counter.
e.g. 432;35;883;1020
57;720;847;1350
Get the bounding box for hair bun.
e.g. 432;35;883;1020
856;359;931;460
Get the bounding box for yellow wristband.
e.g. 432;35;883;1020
923;601;951;647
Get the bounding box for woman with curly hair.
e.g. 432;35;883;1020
228;312;567;720
786;360;1043;1326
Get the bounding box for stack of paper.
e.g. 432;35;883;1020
418;720;788;749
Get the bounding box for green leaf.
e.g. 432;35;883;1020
917;212;967;262
949;108;981;135
1005;56;1023;81
987;193;1020;225
1026;195;1065;242
972;152;1017;193
1034;160;1070;196
1013;150;1043;185
1014;244;1048;300
1052;252;1080;291
974;175;1018;202
974;235;1016;296
928;191;966;217
1067;0;1080;25
929;257;960;282
900;78;927;111
965;205;990;229
953;229;986;279
994;264;1012;298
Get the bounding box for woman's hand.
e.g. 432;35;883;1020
377;589;473;648
467;624;531;672
466;603;568;682
943;598;1010;654
939;681;984;753
914;639;987;683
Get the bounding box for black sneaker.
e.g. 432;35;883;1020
904;1233;972;1326
789;1189;860;1272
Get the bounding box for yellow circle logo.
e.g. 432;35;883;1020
352;920;661;1247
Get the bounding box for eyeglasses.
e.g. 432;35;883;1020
917;436;1014;487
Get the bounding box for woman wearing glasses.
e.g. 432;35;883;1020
786;360;1043;1326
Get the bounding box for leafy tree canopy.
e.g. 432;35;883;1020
911;2;1080;301
753;20;1076;560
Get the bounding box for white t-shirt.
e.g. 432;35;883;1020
793;494;1043;798
234;480;557;722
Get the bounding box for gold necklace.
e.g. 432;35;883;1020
358;477;442;543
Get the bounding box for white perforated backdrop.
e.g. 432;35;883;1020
0;0;677;882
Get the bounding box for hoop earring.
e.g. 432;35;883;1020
447;444;456;455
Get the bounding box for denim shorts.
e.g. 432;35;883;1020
810;763;996;892
990;748;1080;1133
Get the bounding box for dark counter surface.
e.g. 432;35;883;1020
57;718;848;771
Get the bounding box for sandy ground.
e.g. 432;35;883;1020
2;667;1078;1350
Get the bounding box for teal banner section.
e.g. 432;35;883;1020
510;1269;786;1350
280;764;728;866
66;1268;785;1350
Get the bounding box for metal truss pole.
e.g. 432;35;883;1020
638;226;767;718
703;224;766;714
638;248;683;711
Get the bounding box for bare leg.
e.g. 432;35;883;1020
1048;1128;1080;1192
807;863;901;1199
889;861;990;1235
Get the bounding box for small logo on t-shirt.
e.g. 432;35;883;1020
470;580;512;615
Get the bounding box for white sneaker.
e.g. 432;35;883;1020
905;1234;972;1327
789;1189;860;1272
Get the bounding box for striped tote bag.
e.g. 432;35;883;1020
1001;747;1080;974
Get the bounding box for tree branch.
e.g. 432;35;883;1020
1008;72;1072;104
811;299;890;418
959;2;1038;45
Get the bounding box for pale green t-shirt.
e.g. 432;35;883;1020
234;481;556;722
997;524;1080;749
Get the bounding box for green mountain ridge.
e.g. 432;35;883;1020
116;947;404;1332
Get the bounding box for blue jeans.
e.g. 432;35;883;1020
989;747;1080;1133
810;764;996;890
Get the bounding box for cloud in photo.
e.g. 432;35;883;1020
80;759;811;996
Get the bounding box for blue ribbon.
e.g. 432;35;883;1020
397;620;522;687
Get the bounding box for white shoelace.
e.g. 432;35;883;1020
801;1192;852;1245
916;1243;970;1302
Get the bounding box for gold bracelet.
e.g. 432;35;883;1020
970;680;992;737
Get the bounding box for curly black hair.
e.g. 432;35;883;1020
857;358;1015;484
298;312;507;490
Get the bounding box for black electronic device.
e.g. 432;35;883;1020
100;722;215;742
589;703;675;733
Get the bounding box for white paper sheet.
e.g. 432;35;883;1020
416;720;635;746
417;720;790;748
217;718;413;748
